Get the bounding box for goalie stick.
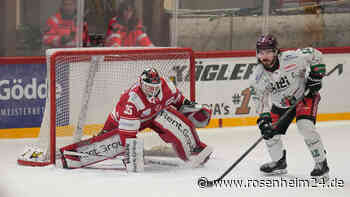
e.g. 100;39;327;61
205;88;312;186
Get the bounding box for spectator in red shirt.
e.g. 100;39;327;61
104;1;154;47
43;0;89;48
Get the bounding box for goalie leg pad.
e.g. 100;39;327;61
188;145;213;168
151;107;207;162
124;138;144;172
60;130;125;169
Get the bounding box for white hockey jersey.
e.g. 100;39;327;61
250;47;324;114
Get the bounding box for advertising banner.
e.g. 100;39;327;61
0;63;46;128
191;53;348;118
172;57;258;118
0;47;349;138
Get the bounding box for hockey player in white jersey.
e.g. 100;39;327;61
250;34;329;180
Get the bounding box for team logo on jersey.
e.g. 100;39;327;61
270;75;290;93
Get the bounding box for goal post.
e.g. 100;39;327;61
18;47;196;166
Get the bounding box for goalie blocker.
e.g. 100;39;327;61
60;106;212;171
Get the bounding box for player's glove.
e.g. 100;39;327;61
306;63;325;97
257;113;279;140
182;98;197;107
306;73;322;97
180;98;211;128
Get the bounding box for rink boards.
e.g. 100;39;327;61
0;47;350;138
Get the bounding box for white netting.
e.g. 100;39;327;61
18;47;194;166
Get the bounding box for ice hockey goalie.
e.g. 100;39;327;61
60;67;213;172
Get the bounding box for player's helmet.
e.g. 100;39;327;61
256;34;280;71
256;34;278;52
140;67;161;97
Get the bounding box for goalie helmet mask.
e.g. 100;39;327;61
256;34;280;72
140;67;161;98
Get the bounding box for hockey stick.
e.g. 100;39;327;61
207;89;311;185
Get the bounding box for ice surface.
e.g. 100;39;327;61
1;121;349;197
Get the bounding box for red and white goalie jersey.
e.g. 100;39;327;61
102;77;185;143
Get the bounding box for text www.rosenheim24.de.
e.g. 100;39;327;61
197;176;344;189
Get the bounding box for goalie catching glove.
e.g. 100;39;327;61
179;99;211;128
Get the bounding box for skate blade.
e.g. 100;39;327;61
311;172;330;184
262;169;288;176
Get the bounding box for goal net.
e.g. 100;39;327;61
18;47;195;166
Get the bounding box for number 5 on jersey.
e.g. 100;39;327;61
124;104;133;115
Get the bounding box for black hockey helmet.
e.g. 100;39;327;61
256;34;278;52
140;67;161;97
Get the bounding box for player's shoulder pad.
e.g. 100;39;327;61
127;91;145;111
295;47;321;56
162;77;177;94
296;47;323;63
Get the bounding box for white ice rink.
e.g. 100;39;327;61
1;121;349;197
